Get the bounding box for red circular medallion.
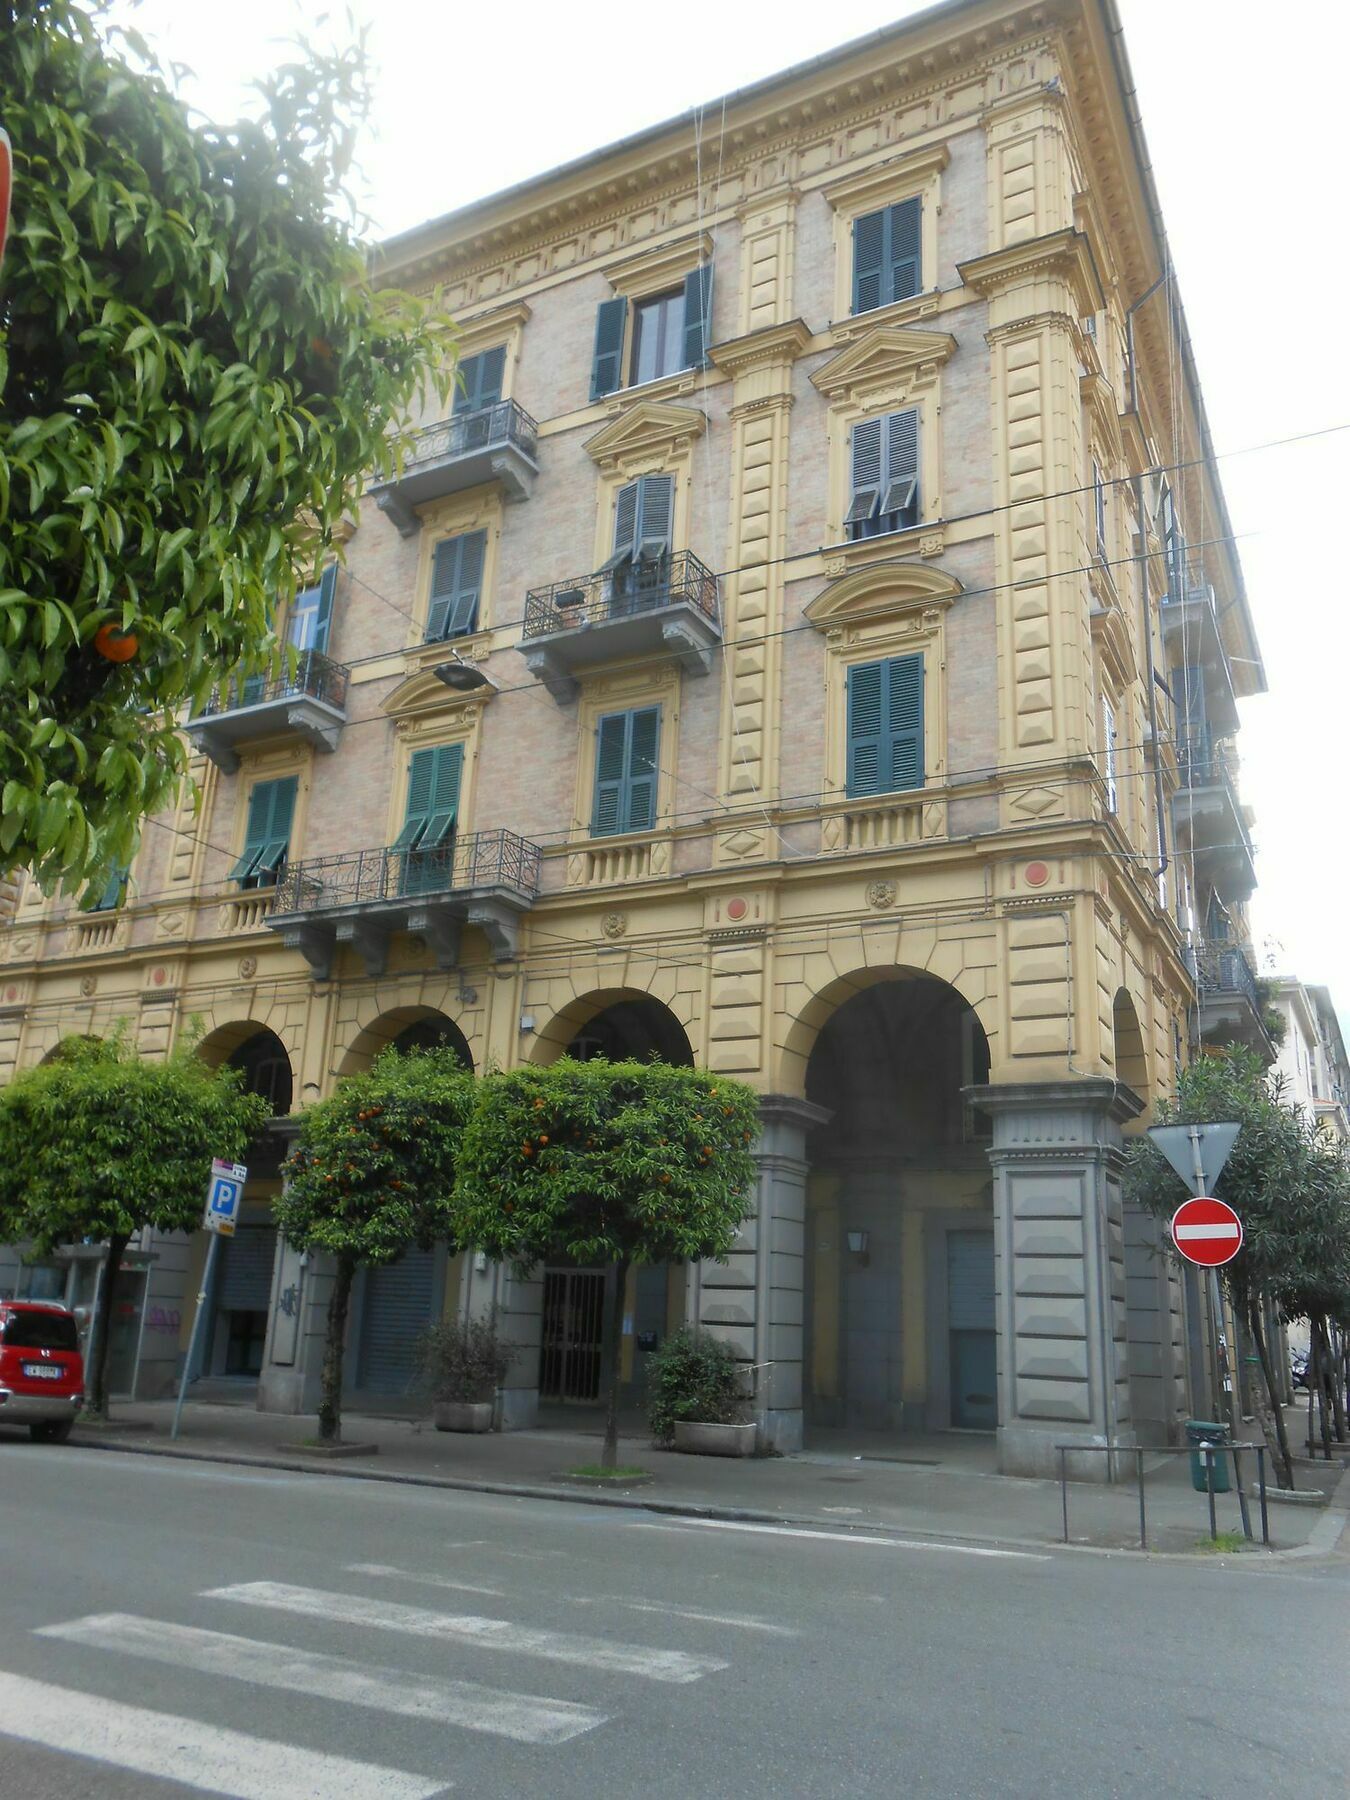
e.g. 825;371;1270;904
1024;861;1049;888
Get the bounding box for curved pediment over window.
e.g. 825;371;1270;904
805;560;962;630
382;665;494;724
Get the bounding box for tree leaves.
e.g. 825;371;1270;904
0;1;449;895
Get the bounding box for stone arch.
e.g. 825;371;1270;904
1112;987;1149;1112
528;986;695;1067
776;956;995;1099
37;1033;102;1065
336;1005;474;1078
198;1021;294;1116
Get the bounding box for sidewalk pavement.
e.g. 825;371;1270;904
49;1397;1350;1560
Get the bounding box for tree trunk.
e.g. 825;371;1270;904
84;1232;130;1420
601;1259;630;1472
1313;1316;1335;1461
317;1254;356;1445
1328;1322;1347;1443
1247;1298;1293;1490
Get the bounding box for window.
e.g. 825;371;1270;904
229;777;297;889
846;656;924;797
1092;461;1107;561
1158;482;1185;600
589;265;713;400
288;564;337;656
846;410;919;540
453;346;506;418
2;1310;79;1351
88;864;128;912
602;475;674;607
851;197;921;315
393;744;463;894
426;530;486;642
1102;696;1118;814
592;707;660;836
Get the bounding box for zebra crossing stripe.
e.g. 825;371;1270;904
0;1671;447;1799
204;1581;728;1683
39;1613;605;1746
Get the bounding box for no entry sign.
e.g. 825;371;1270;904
1170;1196;1243;1268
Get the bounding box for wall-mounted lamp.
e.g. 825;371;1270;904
845;1230;869;1255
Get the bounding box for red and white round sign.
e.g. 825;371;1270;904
1170;1196;1243;1268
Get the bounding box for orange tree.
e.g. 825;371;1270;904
274;1048;475;1444
451;1058;760;1468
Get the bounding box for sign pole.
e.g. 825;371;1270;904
1184;1126;1227;1423
170;1233;220;1442
1183;1129;1251;1537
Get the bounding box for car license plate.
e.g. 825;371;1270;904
22;1363;63;1380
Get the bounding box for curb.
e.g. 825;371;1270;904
62;1427;1350;1563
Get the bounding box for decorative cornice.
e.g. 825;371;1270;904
604;231;714;299
382;666;495;722
806;559;961;629
821;141;950;211
957;227;1104;315
453;299;532;354
583;399;706;468
810;323;957;400
708;318;814;379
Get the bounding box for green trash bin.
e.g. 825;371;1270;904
1185;1419;1231;1493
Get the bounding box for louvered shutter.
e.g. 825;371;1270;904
1102;697;1118;813
312;563;337;654
852;209;885;315
624;707;660;832
887;654;924;790
91;865;127;911
593;712;630;837
256;777;296;881
888;196;922;303
603;480;640;572
1093;461;1107;556
454;346;505;416
635;475;674;562
230;781;271;881
392;749;436;851
882;410;919;520
421;744;463;851
846;661;886;797
682;264;713;369
426;532;484;641
847;418;883;526
590;296;628;400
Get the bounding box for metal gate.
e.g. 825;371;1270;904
539;1269;605;1402
948;1228;997;1429
217;1228;276;1312
356;1247;437;1396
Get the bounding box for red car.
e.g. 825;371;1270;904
0;1300;84;1443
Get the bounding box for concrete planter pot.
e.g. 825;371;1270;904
673;1420;757;1457
433;1400;493;1434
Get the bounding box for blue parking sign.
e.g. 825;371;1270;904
203;1159;248;1236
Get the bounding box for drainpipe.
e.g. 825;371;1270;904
1125;277;1171;896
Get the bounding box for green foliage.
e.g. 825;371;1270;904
646;1326;744;1444
0;1030;269;1250
1124;1048;1350;1323
275;1049;474;1266
451;1058;760;1273
416;1314;510;1403
0;2;449;892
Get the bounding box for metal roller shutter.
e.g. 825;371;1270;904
357;1248;437;1395
217;1228;276;1312
947;1230;994;1330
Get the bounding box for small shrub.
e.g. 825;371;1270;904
416;1316;511;1404
646;1327;744;1444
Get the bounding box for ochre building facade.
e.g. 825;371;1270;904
0;0;1265;1474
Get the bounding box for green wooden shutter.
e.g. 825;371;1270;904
852;209;885;314
604;480;640;571
882;410;919;521
231;777;296;884
887;197;921;303
421;744;463;850
311;563;337;654
90;865;128;911
635;475;674;562
846;418;883;528
454;346;505;416
682;264;713;369
392;748;436;851
887;654;924;791
846;661;886;797
590;297;627;400
398;744;462;895
624;707;660;832
592;713;630;836
426;531;484;641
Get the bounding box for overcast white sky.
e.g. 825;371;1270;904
109;0;1350;1024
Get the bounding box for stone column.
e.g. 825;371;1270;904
968;1079;1141;1479
699;1094;827;1453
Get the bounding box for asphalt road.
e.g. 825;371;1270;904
0;1442;1346;1799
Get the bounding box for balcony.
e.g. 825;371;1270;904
185;653;350;774
266;830;541;981
1172;737;1256;901
1185;940;1275;1061
522;551;721;703
370;402;539;535
1161;573;1238;735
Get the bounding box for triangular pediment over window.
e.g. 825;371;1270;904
811;326;956;401
806;561;962;628
584;400;706;468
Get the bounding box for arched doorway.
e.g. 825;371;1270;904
1112;989;1149;1107
531;992;694;1409
801;972;994;1440
345;1008;472;1406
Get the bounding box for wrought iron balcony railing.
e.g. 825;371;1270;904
271;830;542;917
523;550;719;641
197;650;350;718
1186;940;1262;1012
402;399;538;476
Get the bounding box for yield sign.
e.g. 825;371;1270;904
1170;1196;1243;1268
1148;1121;1240;1196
